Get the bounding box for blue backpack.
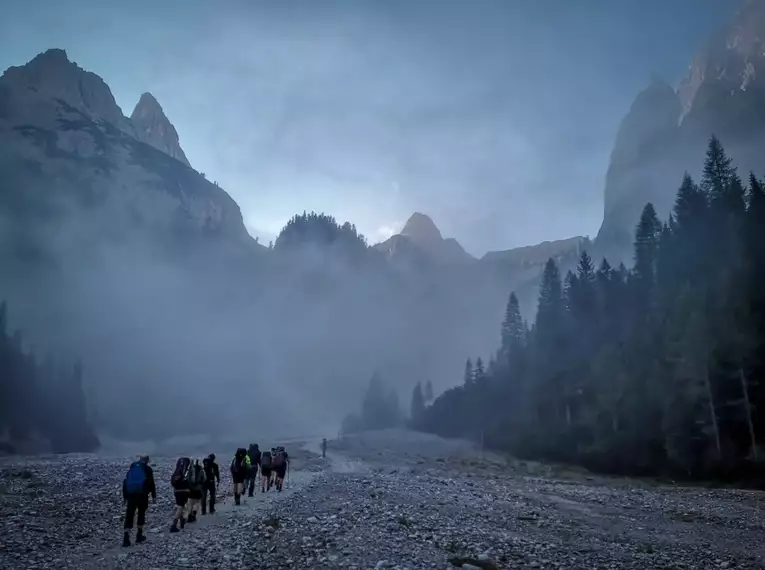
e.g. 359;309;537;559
125;461;147;494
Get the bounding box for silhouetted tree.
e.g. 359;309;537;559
416;137;765;482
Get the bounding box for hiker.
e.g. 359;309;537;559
242;448;254;497
269;447;278;488
321;438;327;458
121;455;156;547
230;448;248;505
170;457;192;533
260;447;273;492
187;459;206;522
202;453;220;515
247;443;261;497
273;446;289;492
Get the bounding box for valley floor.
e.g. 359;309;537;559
0;430;763;569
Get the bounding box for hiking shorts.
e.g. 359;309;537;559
189;488;203;500
261;467;272;478
232;473;245;484
174;491;189;507
275;465;286;478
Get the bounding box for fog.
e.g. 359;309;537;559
0;0;748;448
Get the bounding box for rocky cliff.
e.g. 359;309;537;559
0;49;252;265
598;0;765;255
130;92;191;167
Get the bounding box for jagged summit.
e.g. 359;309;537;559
400;212;443;246
1;47;128;129
1;49;192;168
375;212;474;264
130;92;190;167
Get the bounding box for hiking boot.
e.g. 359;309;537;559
209;506;215;514
201;507;207;516
136;531;146;544
180;517;186;529
234;494;240;506
170;524;179;533
187;512;197;524
122;533;131;547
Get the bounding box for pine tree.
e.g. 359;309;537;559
633;203;662;293
423;380;434;403
474;357;485;382
701;135;735;199
500;292;525;358
463;358;473;386
410;382;426;423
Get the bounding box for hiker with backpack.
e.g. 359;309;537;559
230;448;248;505
170;457;192;533
260;447;273;492
186;459;207;523
246;443;261;497
321;438;327;458
202;453;220;515
273;446;289;492
121;455;156;547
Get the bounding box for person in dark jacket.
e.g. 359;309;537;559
246;444;261;497
122;455;156;547
230;448;248;505
202;453;220;514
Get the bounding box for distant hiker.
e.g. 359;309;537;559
186;459;206;522
246;443;261;497
269;447;278;488
260;448;273;492
242;448;254;497
273;446;289;492
170;457;192;533
202;453;220;515
230;448;248;505
121;455;156;547
321;438;327;458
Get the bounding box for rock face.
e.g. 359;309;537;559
597;0;765;255
1;49;130;131
374;212;475;264
0;48;251;264
482;235;589;267
130;92;191;167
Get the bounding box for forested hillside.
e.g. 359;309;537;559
416;137;765;480
0;301;98;453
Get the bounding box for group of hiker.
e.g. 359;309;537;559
120;444;290;547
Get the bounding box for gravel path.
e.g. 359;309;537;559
2;430;765;569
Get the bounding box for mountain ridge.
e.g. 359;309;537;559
597;0;765;254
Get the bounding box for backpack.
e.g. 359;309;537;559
171;457;190;487
273;450;286;468
125;461;147;494
188;462;204;486
231;454;245;475
261;451;272;468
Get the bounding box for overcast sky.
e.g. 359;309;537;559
0;0;731;255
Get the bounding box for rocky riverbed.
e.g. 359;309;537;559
1;430;764;569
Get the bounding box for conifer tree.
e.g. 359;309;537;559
410;382;426;424
423;380;434;403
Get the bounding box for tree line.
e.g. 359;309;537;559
413;137;765;481
0;301;98;453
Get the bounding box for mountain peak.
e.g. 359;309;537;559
1;48;127;128
401;212;443;245
33;48;70;65
130;92;190;167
